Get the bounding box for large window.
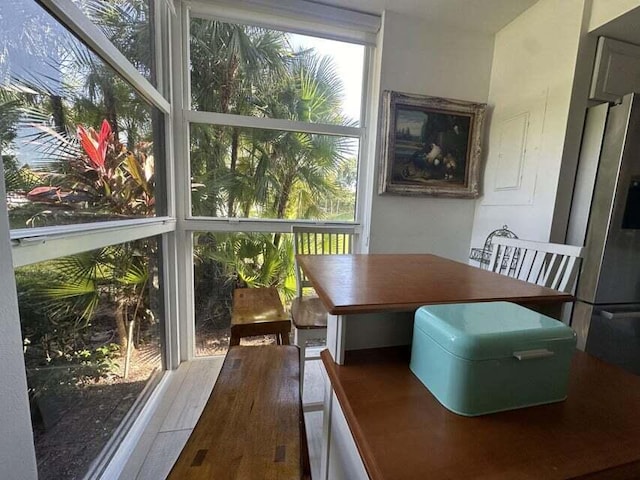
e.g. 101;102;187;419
2;0;172;477
186;15;366;222
190;124;358;220
1;0;163;230
17;237;164;479
185;9;371;356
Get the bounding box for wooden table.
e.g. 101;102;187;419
296;254;572;363
297;254;575;480
322;347;640;480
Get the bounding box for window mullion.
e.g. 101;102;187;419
11;219;176;268
187;111;363;137
39;0;170;114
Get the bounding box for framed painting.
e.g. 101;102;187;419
378;91;486;198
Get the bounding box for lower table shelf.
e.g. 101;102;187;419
321;347;640;480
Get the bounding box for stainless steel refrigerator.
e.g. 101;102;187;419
569;92;640;375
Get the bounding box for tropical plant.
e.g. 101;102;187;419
78;0;154;80
25;118;154;221
17;118;158;380
193;231;296;330
189;18;289;217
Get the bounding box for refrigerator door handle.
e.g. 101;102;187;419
600;310;640;320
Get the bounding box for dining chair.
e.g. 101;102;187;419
292;225;354;404
488;237;584;293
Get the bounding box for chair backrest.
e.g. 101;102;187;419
292;226;354;297
488;237;584;293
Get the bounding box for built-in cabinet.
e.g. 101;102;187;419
590;36;640;102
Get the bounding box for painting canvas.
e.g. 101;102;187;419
378;91;486;198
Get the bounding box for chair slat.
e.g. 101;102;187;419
292;226;356;297
489;237;584;293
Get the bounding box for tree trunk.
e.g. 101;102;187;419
50;95;65;134
276;176;293;219
115;300;128;353
227;127;239;216
102;76;119;139
272;176;293;246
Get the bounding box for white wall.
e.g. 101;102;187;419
368;10;494;261
589;0;640;30
0;180;38;479
470;0;589;250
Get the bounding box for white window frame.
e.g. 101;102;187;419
180;1;375;229
172;0;379;359
4;2;180;476
0;0;180;478
9;0;180;359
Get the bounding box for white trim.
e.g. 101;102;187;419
183;218;361;234
355;44;375;253
178;230;195;361
40;0;171;114
162;233;181;370
11;218;176;267
188;0;380;46
0;164;38;479
320;368;333;480
173;3;195;361
187;111;363;137
358;16;384;253
11;216;174;241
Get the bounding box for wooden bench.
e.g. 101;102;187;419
168;345;310;479
230;287;291;346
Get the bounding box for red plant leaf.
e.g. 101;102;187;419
27;186;58;198
77;125;103;169
97;120;111;165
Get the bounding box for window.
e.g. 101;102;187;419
17;237;164;479
190;124;358;220
184;8;373;356
71;0;157;85
2;0;173;477
193;231;295;356
1;0;163;230
186;15;366;222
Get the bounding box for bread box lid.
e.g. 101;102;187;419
414;302;576;361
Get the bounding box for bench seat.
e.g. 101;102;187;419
168;345;309;479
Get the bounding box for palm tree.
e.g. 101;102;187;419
77;0;154;81
189;19;289;217
229;49;353;222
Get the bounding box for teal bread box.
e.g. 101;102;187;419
410;302;576;416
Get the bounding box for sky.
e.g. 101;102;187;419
289;33;365;125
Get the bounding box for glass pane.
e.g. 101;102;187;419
16;236;164;479
189;17;365;126
190;124;358;220
71;0;157;85
193;231;294;357
1;0;161;229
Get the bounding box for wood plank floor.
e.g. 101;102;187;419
120;353;325;479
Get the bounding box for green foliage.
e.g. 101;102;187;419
188;22;357;221
197;232;295;297
27;343;120;399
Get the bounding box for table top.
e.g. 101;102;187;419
231;287;288;325
322;347;640;480
297;254;572;315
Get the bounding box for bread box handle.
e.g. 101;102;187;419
513;349;554;361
